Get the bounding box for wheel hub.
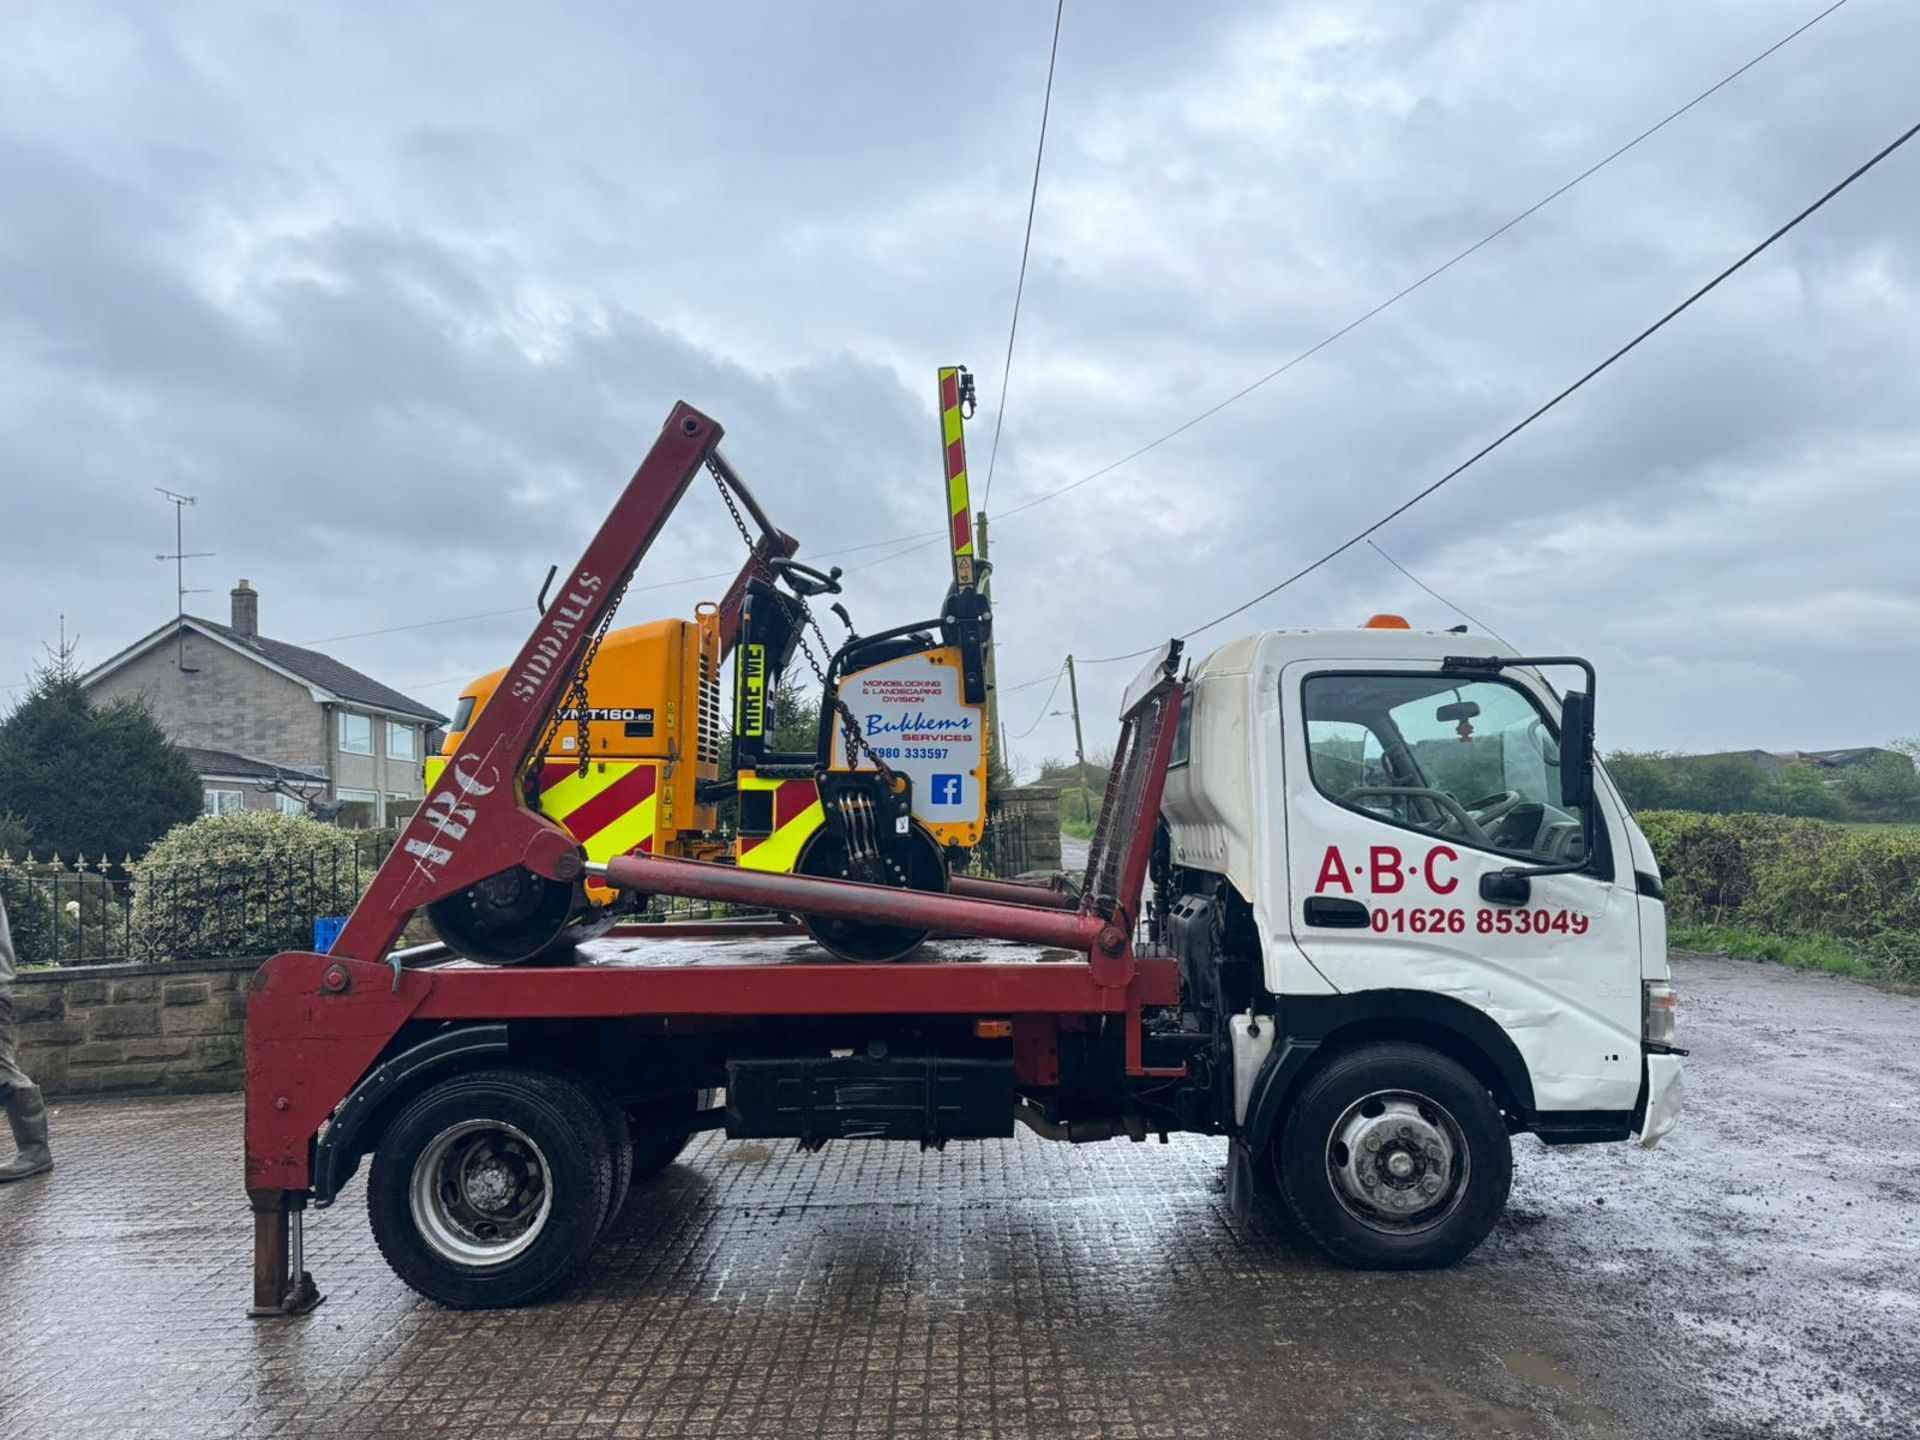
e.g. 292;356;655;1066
463;1158;516;1212
410;1120;554;1266
1328;1091;1468;1233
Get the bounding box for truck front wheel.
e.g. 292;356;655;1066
1273;1042;1511;1270
367;1067;615;1308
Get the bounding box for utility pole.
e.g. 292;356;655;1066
155;488;212;672
1065;653;1091;823
977;507;1000;774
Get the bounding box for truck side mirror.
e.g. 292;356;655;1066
1559;690;1595;810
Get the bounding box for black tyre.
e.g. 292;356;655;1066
368;1066;614;1309
627;1089;701;1183
582;1075;636;1227
1271;1042;1511;1270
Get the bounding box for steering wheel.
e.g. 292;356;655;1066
1339;786;1495;846
1465;789;1522;826
770;556;844;598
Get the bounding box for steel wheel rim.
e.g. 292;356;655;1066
1325;1088;1470;1235
409;1119;554;1266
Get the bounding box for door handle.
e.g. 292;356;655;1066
1304;896;1371;929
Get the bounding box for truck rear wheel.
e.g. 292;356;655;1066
583;1076;637;1227
1272;1042;1510;1270
367;1067;614;1309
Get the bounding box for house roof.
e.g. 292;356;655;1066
188;616;448;723
182;747;328;786
1799;747;1887;768
82;616;447;725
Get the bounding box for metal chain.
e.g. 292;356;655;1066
706;458;897;787
526;565;638;806
709;456;756;548
796;618;897;787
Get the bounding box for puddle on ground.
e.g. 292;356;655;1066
722;1143;774;1164
1502;1352;1620;1433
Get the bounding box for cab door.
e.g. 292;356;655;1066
1279;659;1642;1115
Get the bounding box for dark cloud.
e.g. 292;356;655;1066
2;0;1915;769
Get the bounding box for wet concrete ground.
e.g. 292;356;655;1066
0;953;1915;1439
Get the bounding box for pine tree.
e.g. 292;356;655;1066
0;642;202;861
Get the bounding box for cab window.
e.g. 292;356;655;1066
1302;672;1585;865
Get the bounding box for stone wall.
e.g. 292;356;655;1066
989;785;1065;875
9;956;258;1097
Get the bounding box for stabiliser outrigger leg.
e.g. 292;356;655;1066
243;399;1188;1316
246;403;731;1314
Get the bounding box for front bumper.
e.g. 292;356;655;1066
1634;1052;1686;1147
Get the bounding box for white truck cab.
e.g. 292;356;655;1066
1159;621;1684;1266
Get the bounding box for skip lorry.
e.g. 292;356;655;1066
243;396;1683;1313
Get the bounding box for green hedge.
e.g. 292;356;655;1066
1639;810;1920;959
129;811;372;960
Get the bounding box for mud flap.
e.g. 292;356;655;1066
1225;1138;1256;1222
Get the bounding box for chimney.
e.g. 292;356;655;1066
231;579;258;638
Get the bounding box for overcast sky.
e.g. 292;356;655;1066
2;0;1915;772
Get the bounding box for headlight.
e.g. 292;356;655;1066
1643;979;1678;1047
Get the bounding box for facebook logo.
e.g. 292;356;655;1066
931;774;963;806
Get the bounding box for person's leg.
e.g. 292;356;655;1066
0;990;52;1182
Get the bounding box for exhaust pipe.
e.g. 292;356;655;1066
1014;1100;1146;1144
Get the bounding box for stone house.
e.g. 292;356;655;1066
81;580;447;827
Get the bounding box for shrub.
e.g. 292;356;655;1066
1833;752;1920;822
1640;809;1920;946
129;811;370;961
0;860;128;968
0;864;56;967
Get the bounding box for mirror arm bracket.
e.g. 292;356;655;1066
1444;653;1603;896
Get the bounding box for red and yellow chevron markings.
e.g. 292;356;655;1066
939;366;974;588
736;776;823;873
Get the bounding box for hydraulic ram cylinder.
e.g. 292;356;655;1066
592;854;1119;955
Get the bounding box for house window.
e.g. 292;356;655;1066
339;712;373;755
274;794;308;818
387;722;419;761
386;793;419;825
335;789;380;828
203;789;244;816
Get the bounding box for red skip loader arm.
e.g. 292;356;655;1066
328;402;726;966
243;396;1187;1317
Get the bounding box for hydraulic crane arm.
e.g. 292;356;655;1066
328;403;726;967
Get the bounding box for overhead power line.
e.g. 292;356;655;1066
998;667;1066;695
1077;111;1920;666
981;0;1067;509
978;0;1852;529
300;524;968;648
841;532;946;577
1365;539;1513;648
831;0;1849;579
301;0;1847;653
1009;661;1070;739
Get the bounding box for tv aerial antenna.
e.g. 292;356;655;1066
156;488;213;671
